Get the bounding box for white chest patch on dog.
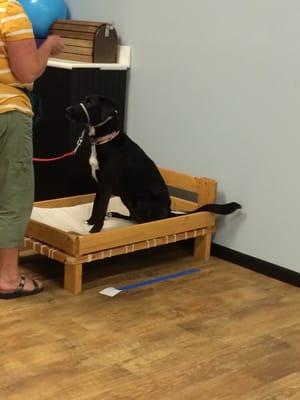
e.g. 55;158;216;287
89;143;99;182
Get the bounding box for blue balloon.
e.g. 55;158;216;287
19;0;68;38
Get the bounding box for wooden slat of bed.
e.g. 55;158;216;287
78;212;215;255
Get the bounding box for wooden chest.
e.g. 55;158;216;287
50;19;118;63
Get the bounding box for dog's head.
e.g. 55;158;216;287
65;95;120;136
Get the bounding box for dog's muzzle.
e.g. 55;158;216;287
79;103;91;124
79;103;118;128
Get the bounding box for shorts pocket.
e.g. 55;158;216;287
1;159;34;219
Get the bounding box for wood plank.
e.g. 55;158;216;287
4;248;300;399
19;249;36;257
64;263;83;295
55;19;108;27
23;237;75;264
160;167;201;193
196;177;217;207
52;23;98;33
53;53;92;62
51;29;94;40
77;227;213;263
62;45;93;56
194;234;212;261
33;193;195;212
62;37;93;48
78;212;215;255
159;168;217;206
33;193;95;208
33;168;209;209
25;220;79;256
23;228;213;268
170;196;198;212
237;373;300;400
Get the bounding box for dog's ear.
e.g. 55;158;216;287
97;96;117;112
99;97;119;126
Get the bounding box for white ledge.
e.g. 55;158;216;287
47;45;131;70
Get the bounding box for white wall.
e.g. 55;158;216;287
65;0;300;272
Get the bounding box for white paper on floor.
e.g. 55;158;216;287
30;196;135;235
99;287;122;297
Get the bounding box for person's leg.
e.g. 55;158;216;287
0;248;42;292
0;248;19;290
0;111;42;294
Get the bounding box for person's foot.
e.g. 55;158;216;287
0;275;43;299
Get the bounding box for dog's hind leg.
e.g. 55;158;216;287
107;211;132;221
130;200;171;223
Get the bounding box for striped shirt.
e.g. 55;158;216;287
0;0;34;115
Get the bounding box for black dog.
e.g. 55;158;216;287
66;95;241;233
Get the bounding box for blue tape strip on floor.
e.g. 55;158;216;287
117;267;200;292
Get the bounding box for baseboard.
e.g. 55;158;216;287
211;243;300;288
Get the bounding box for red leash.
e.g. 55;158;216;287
33;150;76;162
32;129;85;163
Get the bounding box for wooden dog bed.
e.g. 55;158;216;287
23;168;217;294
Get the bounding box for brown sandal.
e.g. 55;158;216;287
0;275;43;299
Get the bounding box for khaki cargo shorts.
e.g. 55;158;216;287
0;111;33;248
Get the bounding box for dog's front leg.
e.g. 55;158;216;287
87;190;101;226
88;186;112;233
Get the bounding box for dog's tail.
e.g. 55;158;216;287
171;202;241;216
108;202;241;222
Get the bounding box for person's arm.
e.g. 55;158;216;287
6;35;64;83
2;0;64;84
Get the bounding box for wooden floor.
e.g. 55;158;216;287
1;242;300;400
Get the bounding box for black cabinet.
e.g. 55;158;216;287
32;60;128;200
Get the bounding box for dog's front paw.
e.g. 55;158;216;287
89;224;103;233
86;217;97;225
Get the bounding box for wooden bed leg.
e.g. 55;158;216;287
194;234;212;262
64;263;83;295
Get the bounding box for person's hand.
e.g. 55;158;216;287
46;35;65;56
